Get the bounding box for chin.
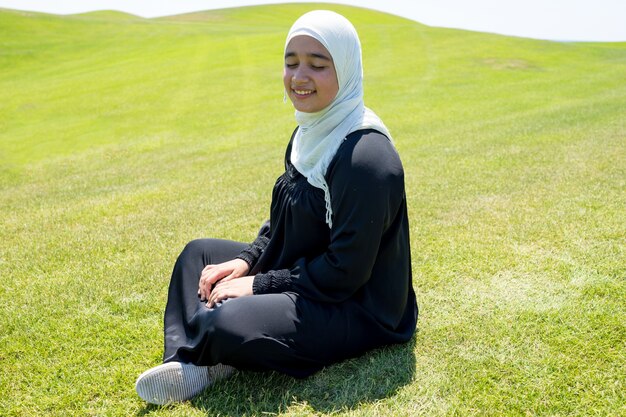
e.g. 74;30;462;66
293;103;324;113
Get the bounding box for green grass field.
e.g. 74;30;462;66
1;4;624;416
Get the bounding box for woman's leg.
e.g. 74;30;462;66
181;292;326;377
163;238;248;362
170;290;389;378
138;238;247;405
161;237;319;376
162;238;397;379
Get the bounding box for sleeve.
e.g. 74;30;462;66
253;132;404;302
236;220;270;269
239;128;298;270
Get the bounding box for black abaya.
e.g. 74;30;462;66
163;129;418;377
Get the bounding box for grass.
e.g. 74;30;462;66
1;3;625;416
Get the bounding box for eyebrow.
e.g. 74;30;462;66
284;51;332;61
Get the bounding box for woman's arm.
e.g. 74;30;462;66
235;220;271;269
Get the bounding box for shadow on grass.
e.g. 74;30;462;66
138;336;416;416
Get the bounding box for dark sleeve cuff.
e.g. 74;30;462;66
252;269;293;294
236;221;271;269
234;254;254;270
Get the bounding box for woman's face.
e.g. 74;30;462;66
283;35;339;113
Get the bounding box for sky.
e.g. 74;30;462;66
1;0;625;42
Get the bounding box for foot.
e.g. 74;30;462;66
135;362;235;405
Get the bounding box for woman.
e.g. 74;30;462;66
136;10;418;405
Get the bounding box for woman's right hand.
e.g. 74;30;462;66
198;258;250;302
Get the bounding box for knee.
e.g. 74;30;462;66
178;238;221;265
207;298;276;345
201;302;250;359
181;239;208;257
208;300;245;339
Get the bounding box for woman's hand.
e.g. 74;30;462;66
206;276;254;308
198;258;250;302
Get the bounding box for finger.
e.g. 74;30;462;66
217;273;237;284
204;278;214;302
199;276;211;301
199;280;206;301
205;268;231;287
199;267;212;284
207;287;220;308
199;269;208;299
199;268;223;301
200;266;218;285
208;283;232;308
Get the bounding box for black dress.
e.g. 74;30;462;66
163;129;418;378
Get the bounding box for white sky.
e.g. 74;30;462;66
1;0;625;42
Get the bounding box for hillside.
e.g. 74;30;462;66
0;4;624;416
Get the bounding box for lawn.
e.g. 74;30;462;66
0;4;624;416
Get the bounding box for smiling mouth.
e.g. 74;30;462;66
293;89;315;96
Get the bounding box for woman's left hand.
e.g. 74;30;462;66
206;276;254;308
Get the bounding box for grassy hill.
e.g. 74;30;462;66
0;4;624;416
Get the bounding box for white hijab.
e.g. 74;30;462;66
285;10;392;228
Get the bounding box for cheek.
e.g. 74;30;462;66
283;69;291;89
320;74;339;99
329;79;339;98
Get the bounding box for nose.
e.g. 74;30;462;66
291;67;309;85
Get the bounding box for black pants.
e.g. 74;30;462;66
163;239;390;378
